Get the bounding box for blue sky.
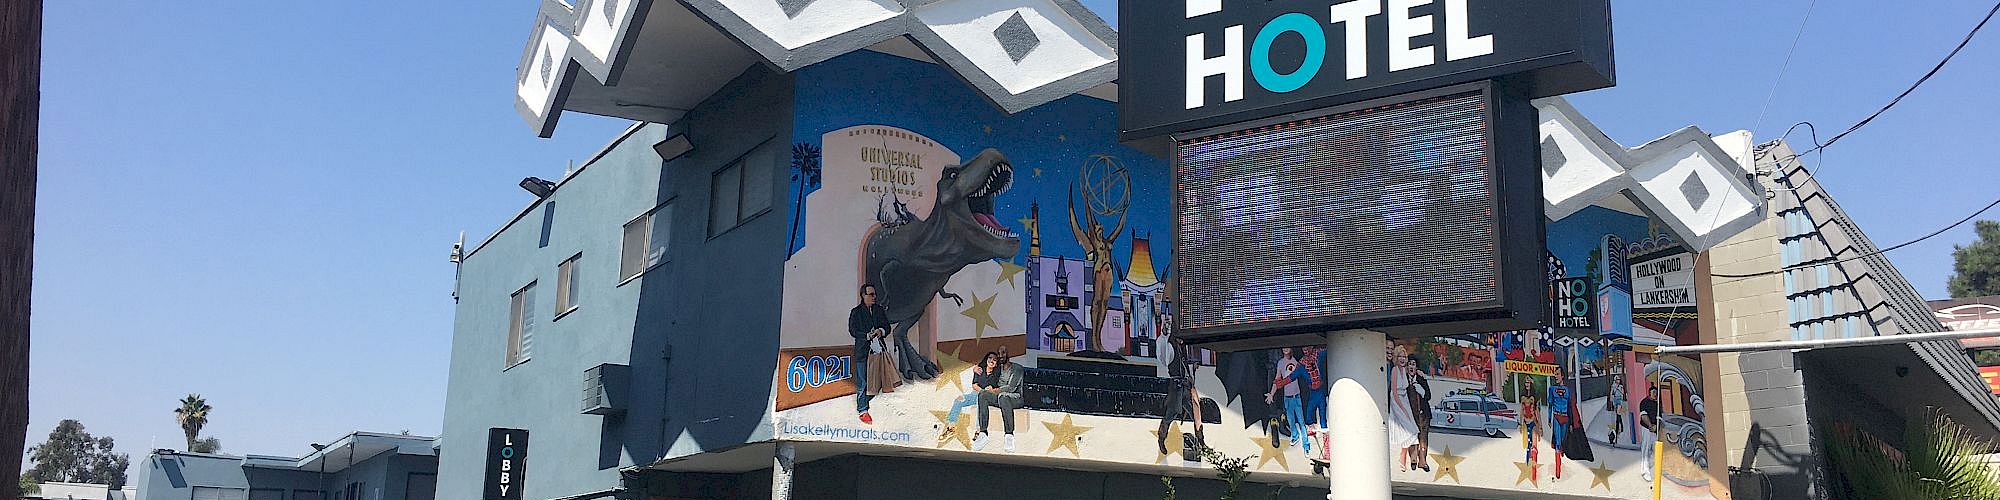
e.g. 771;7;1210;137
30;0;2000;467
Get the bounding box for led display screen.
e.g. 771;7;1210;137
1173;83;1543;348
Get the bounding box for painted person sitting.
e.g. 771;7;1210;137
972;348;1026;452
941;352;1000;438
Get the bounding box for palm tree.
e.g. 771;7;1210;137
1826;409;2000;499
173;394;212;452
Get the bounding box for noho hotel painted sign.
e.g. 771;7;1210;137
1119;0;1615;141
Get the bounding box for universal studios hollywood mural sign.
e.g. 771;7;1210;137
1119;0;1615;140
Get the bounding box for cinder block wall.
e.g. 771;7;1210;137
1706;211;1787;468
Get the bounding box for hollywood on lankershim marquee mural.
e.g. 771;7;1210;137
767;51;1723;499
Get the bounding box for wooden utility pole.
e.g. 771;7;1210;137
1;1;41;497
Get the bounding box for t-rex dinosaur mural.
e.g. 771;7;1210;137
863;148;1020;380
1069;180;1126;352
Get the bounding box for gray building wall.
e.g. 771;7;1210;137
134;453;324;500
322;451;438;500
437;64;793;500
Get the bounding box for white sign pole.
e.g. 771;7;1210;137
1327;330;1392;499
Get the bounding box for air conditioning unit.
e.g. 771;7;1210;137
582;363;630;416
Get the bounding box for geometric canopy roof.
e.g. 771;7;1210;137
515;0;1117;137
1536;97;1766;252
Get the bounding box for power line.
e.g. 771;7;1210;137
1751;0;1819;133
1781;0;2000;162
1712;196;2000;279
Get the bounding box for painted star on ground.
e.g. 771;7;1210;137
957;292;998;339
930;409;973;450
1588;462;1616;491
1151;421;1184;463
1429;446;1466;483
932;344;973;391
1043;414;1092;457
995;260;1027;287
1249;435;1290;471
1514;461;1541;487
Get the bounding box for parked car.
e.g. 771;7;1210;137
1431;392;1519;438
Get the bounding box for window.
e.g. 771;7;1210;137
250;489;284;500
619;203;673;281
1971;348;2000;367
294;490;324;500
556;253;582;316
709;142;775;236
539;201;556;248
407;473;438;500
506;282;537;368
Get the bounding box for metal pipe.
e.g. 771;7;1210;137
772;440;796;500
1651;328;2000;355
544;488;624;500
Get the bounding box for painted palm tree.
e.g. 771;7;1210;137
173;394;212;452
785;142;823;254
1826;409;2000;499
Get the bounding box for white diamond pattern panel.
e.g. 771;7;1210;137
712;0;904;50
519;24;573;119
1534;98;1765;252
914;1;1113;95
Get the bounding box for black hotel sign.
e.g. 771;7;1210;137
1128;0;1615;350
1119;0;1614;141
484;428;528;500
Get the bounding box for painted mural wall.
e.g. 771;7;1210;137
773;50;1719;499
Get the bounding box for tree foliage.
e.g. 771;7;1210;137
1826;410;2000;500
19;476;39;497
1949;220;2000;299
1198;445;1253;500
174;394;212;452
190;436;222;454
25;419;129;488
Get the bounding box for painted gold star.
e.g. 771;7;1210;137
1058;134;1067;142
1032;167;1042;177
1043;414;1092;457
982;125;993;134
932;345;973;391
1250;435;1290;471
1588;462;1615;491
1514;461;1541;487
1430;446;1466;483
930;409;973;450
1151;421;1184;463
995;260;1028;287
958;292;998;339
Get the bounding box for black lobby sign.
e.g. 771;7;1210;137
484;428;528;500
1119;0;1613;141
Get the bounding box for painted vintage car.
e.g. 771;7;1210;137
1430;391;1519;437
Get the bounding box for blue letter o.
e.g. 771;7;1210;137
1251;13;1325;93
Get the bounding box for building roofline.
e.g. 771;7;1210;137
464;121;650;261
1764;138;2000;435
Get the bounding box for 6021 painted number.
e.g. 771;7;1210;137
786;354;853;392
